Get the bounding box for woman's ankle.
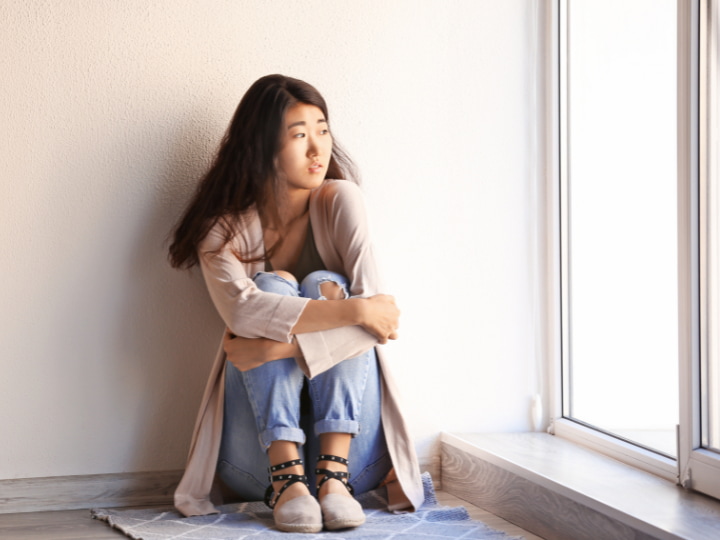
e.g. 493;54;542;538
267;442;310;508
271;463;306;498
272;476;311;508
316;455;353;499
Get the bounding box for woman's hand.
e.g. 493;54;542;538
222;331;267;372
358;294;400;344
223;330;300;371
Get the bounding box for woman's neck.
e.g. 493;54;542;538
261;188;312;270
282;188;311;225
263;188;311;231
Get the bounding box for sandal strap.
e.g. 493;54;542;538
315;455;353;495
269;458;303;473
317;454;349;466
315;468;354;494
264;459;308;509
265;474;309;508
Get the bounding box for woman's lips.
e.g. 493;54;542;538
309;163;323;173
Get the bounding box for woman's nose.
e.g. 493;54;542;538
307;139;319;157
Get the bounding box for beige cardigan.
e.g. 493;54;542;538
174;180;423;517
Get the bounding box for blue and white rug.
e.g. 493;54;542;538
91;473;523;539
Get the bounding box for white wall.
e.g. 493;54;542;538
0;0;540;479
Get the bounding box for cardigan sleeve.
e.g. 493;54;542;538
294;181;383;377
324;180;382;298
198;224;310;343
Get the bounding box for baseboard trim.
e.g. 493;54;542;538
0;470;183;514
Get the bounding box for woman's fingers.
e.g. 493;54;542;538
222;331;262;371
360;295;400;343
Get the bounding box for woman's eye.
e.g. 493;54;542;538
293;133;305;138
320;129;329;135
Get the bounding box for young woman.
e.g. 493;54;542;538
168;74;423;533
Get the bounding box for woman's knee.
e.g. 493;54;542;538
273;270;296;282
300;270;349;300
253;270;300;296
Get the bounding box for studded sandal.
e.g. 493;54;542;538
264;458;322;533
315;454;366;530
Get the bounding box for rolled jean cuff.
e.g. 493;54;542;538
314;419;361;437
260;427;306;450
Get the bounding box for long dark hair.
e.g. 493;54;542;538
168;74;357;269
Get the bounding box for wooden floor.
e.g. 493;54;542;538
0;490;544;539
435;490;545;539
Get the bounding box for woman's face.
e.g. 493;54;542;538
276;103;333;192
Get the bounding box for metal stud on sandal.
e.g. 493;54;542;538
264;459;322;533
315;454;366;530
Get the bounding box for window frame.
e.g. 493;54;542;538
550;0;720;498
678;0;720;500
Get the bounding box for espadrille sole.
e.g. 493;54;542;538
324;515;367;531
274;494;323;533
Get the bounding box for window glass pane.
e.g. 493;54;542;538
706;0;720;453
566;0;678;457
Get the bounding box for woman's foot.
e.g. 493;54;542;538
266;459;322;533
316;455;366;530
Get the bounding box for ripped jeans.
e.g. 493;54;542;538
217;270;391;501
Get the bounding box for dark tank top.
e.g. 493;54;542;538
264;222;326;282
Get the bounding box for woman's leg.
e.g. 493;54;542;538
305;348;391;496
299;271;391;496
217;271;307;501
217;360;274;501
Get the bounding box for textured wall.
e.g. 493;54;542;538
0;0;538;479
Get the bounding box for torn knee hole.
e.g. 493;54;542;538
319;280;345;300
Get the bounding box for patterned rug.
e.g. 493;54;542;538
91;473;523;539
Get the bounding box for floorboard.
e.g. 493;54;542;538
0;491;543;539
0;508;126;539
435;490;545;539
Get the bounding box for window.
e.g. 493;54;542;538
560;0;678;459
552;0;720;499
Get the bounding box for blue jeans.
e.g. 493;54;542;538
217;270;391;501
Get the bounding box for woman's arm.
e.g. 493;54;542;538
199;217;324;344
306;181;399;343
288;181;399;377
224;293;398;371
292;294;399;343
222;330;300;371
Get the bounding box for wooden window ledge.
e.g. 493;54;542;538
440;432;720;540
